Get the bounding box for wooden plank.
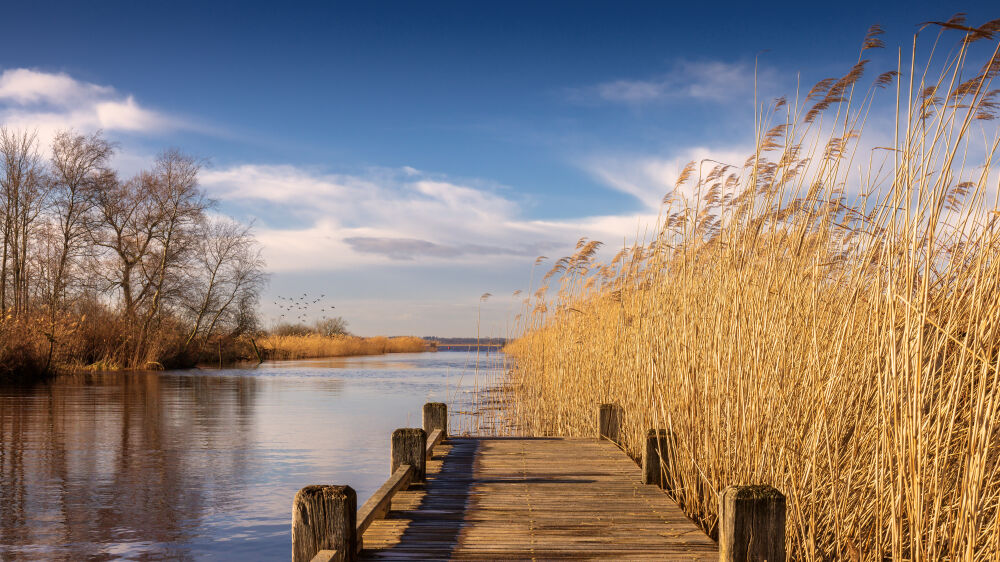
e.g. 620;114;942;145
357;464;414;536
360;437;717;559
425;428;443;461
309;550;340;562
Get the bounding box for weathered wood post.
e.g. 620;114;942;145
719;485;786;562
391;428;427;482
598;403;623;444
423;402;448;438
291;485;357;562
642;429;676;490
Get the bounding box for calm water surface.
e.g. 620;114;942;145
0;351;496;560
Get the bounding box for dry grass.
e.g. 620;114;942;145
0;306;135;379
504;18;1000;560
0;315;52;381
261;334;427;360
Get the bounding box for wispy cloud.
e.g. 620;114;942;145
570;60;767;105
200;164;657;272
343;237;552;260
0;68;185;143
0;68;114;105
583;146;752;210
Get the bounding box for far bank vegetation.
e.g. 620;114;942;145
0;129;266;381
259;317;427;359
262;334;427;360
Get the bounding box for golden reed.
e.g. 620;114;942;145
506;17;1000;560
262;334;426;360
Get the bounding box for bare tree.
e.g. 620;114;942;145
0;128;49;317
90;150;216;366
182;216;266;356
314;317;348;336
47;131;114;310
133;150;209;364
92;172;158;325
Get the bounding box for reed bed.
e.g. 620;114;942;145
462;349;520;436
261;334;426;360
505;17;1000;560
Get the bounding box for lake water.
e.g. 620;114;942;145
0;351;501;560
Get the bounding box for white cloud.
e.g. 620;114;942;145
94;96;172;131
200;164;661;272
572;60;768;105
0;68;181;145
584;146;752;210
0;68;113;106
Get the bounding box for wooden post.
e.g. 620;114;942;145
719;485;786;562
423;402;448;438
642;429;675;490
391;428;427;482
291;485;357;562
598;403;623;444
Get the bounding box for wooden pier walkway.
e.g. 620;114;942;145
292;403;785;562
360;437;717;560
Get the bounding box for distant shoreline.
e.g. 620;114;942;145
429;343;504;352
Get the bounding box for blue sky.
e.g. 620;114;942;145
1;1;995;336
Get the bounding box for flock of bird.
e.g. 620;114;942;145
272;292;335;322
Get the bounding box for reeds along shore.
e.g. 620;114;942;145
505;18;1000;560
260;334;427;360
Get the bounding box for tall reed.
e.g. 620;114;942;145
505;17;1000;560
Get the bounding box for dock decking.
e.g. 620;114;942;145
360;437;718;560
293;403;784;562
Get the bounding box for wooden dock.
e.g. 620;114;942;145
292;403;785;562
360;436;717;560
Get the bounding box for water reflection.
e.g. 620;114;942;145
1;371;261;560
0;351;499;560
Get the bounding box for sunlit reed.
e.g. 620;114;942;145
504;17;1000;560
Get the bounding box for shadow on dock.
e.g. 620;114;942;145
376;439;480;556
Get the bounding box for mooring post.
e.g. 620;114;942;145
719;485;786;562
391;428;427;482
291;485;357;562
423;402;448;438
598;403;623;444
642;429;676;490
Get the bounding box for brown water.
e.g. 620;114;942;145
0;352;496;560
